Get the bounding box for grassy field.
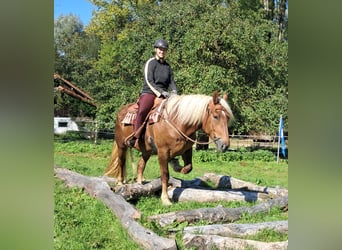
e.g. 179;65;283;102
54;139;288;249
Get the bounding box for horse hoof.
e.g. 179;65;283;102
181;165;193;174
162;198;172;206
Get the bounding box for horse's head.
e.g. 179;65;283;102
202;91;233;152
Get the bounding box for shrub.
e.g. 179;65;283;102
250;150;276;162
195;148;276;162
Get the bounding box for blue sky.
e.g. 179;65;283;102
54;0;95;25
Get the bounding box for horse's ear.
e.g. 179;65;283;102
223;93;228;101
213;91;219;104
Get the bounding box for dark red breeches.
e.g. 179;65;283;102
134;93;156;134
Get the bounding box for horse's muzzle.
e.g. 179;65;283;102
215;138;229;152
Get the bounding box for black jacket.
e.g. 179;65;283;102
141;57;177;97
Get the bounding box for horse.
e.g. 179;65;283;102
104;91;234;205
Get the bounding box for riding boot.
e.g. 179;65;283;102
126;125;144;148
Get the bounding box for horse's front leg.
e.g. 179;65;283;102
169;148;193;174
136;153;151;184
158;154;172;206
180;148;193;174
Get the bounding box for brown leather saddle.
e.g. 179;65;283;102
121;97;165;125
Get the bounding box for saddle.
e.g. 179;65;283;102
121;97;165;125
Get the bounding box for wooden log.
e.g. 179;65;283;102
168;176;207;188
114;174;285;203
168;187;271;203
183;233;288;250
54;166;177;250
114;178;163;200
183;220;288;237
202;173;288;197
148;195;288;227
113;176;207;200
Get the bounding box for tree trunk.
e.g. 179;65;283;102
278;0;287;41
148;195;288;227
183;233;288;250
54;166;177;250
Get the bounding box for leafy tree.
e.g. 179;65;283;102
85;0;133;42
54;14;100;118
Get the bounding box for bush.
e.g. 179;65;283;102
194;148;276;163
251;150;276;161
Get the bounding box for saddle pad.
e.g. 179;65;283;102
121;99;166;125
122;112;136;125
121;110;161;125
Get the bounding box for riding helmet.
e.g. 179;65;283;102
154;39;169;49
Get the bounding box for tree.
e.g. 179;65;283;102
85;0;133;43
54;14;100;118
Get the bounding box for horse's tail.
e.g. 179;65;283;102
104;142;126;179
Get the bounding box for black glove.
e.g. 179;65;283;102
161;91;170;98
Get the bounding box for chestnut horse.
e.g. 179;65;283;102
104;91;234;205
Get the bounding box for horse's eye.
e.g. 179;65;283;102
213;115;219;120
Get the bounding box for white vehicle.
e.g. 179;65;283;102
54;117;79;135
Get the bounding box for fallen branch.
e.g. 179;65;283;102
183;220;288;237
183;233;288;250
148;195;288;227
54;166;177;250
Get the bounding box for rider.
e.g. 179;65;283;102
127;39;178;147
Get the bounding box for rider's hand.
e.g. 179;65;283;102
170;90;177;95
161;91;170;98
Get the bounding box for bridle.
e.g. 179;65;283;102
163;100;227;145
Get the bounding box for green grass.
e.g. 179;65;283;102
54;139;288;249
54;180;141;250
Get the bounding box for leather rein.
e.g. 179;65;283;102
162;101;223;145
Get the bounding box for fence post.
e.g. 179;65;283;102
94;120;98;144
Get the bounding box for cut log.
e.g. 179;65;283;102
168;187;271;203
183;220;288;237
54;166;177;250
114;175;286;203
202;173;288;197
115;176;208;199
148;195;288;227
183;233;288;250
114;178;163;200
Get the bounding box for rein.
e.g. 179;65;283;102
164;119;215;145
162;100;217;145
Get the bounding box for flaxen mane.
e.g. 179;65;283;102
165;94;234;126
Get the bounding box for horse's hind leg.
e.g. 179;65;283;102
137;153;151;184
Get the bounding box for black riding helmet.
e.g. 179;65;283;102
154;39;169;49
